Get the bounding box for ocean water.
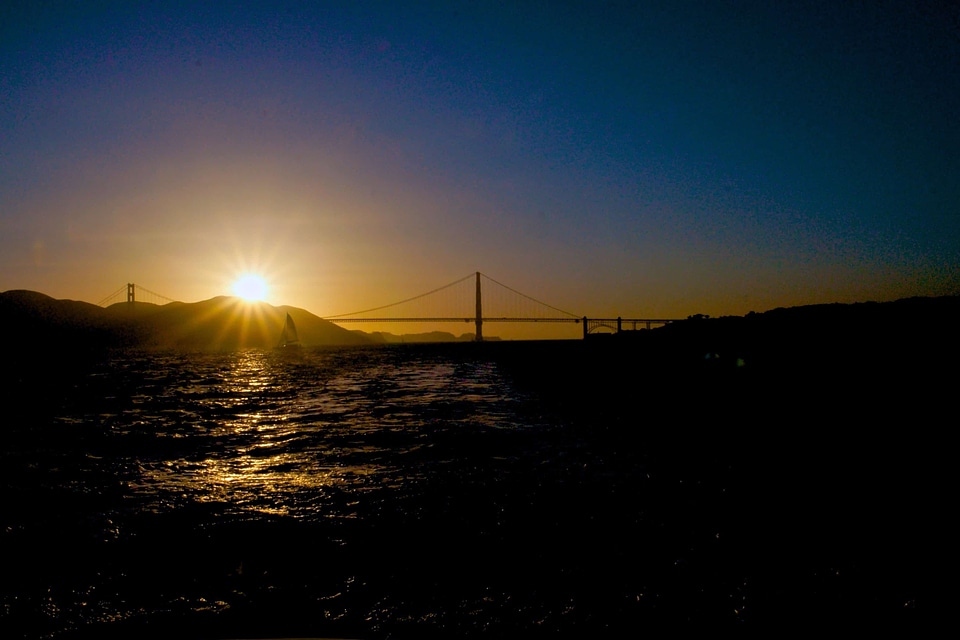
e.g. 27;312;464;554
1;343;929;637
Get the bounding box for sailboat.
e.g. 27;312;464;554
276;312;302;349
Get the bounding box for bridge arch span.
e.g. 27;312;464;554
586;322;619;335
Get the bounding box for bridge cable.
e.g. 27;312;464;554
324;273;476;318
135;285;176;304
97;285;127;307
479;273;580;318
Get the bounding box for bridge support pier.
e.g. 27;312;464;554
475;272;483;342
583;316;588;340
127;283;135;303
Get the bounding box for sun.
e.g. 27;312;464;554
232;273;269;301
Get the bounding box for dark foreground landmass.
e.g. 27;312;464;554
487;297;955;630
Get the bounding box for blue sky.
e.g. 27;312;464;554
2;1;958;335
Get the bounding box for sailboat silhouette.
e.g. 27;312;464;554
276;313;301;349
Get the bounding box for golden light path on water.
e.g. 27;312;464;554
123;347;525;519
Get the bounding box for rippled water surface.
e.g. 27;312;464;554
99;348;538;519
6;345;643;638
2;343;928;637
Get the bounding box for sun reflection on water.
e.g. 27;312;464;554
118;347;530;518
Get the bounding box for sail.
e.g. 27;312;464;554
277;313;300;347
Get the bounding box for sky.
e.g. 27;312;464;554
2;1;958;337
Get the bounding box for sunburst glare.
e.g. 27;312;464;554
232;274;269;301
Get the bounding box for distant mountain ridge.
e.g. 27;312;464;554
0;290;370;353
358;330;498;344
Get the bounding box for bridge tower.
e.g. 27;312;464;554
475;271;483;342
127;283;135;303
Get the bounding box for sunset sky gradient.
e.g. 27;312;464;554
3;1;958;335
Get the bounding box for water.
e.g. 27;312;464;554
81;348;541;519
1;343;928;636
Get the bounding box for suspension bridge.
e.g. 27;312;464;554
98;283;177;306
99;273;679;340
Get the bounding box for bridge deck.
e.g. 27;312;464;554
324;317;581;323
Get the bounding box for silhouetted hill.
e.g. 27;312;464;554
358;330;499;343
539;294;958;433
634;295;960;375
496;294;959;418
0;290;124;353
0;290;370;356
115;297;370;350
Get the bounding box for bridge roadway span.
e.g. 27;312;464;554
105;275;681;340
322;273;680;340
324;316;679;340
